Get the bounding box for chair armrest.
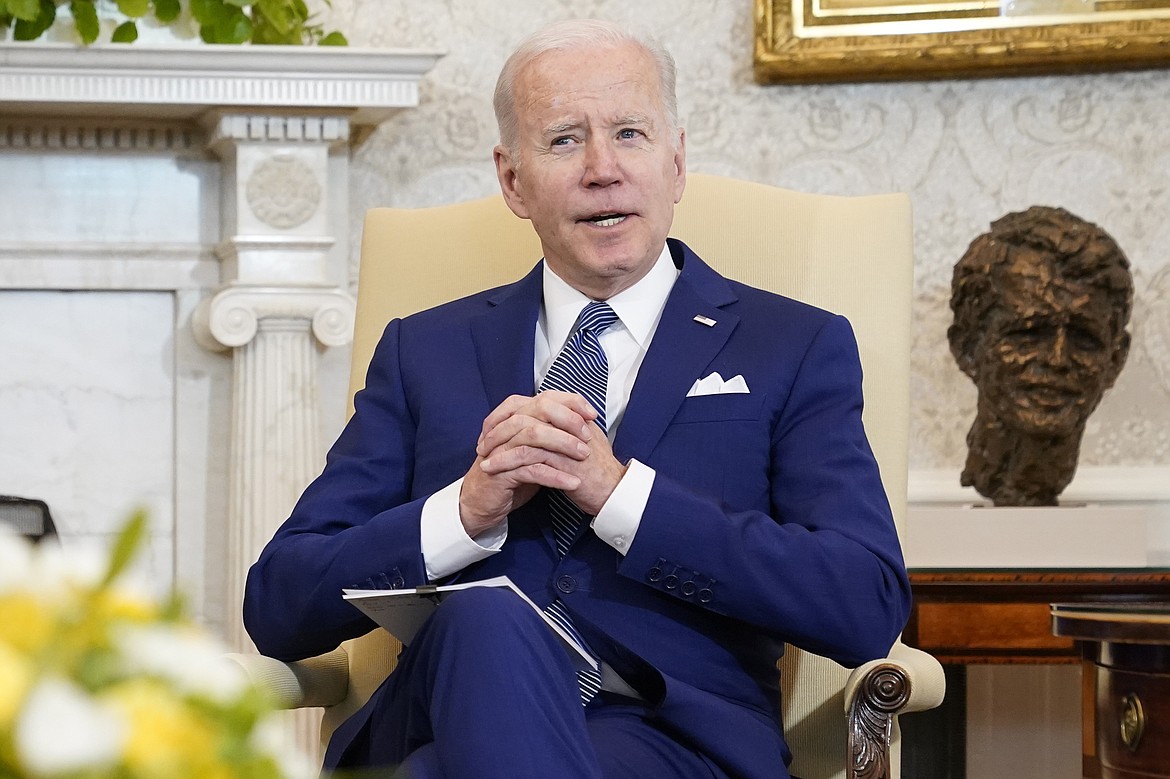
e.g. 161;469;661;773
842;642;946;779
225;648;351;710
844;641;946;716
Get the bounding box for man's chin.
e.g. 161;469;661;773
1002;410;1087;439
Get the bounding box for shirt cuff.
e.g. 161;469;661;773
420;477;507;581
591;459;654;555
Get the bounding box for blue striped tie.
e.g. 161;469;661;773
538;301;618;705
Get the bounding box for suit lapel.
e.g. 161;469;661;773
614;241;740;464
470;262;543;408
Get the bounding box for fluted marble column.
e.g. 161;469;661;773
195;287;354;650
194;111;357;650
193;111;359;757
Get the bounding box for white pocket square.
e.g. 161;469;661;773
685;372;750;397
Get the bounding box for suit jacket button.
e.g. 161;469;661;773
647;567;663;582
556;575;576;594
664;574;679;590
681;580;696;596
697;588;713;603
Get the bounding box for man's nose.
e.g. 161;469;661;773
581;141;620;187
1046;327;1071;366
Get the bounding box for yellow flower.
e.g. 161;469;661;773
0;642;33;729
1;515;309;779
106;677;225;779
0;593;54;656
92;588;159;625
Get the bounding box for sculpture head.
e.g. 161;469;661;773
948;206;1133;504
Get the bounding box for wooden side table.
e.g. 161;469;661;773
1052;603;1170;779
900;570;1170;778
908;570;1170;664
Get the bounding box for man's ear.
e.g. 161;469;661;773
947;323;978;380
1105;330;1132;388
672;129;687;204
493;144;530;219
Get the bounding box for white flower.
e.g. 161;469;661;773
0;528;33;591
252;714;319;779
114;623;249;703
34;539;110;590
3;513;314;778
14;676;126;776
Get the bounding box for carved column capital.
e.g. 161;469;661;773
193;285;355;352
203;112;352;152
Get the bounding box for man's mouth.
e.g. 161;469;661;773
1020;381;1080;407
583;213;629;227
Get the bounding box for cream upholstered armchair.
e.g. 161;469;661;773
231;174;945;778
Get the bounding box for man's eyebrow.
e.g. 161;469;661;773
542;121;581;137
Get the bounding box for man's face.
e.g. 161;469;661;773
973;249;1127;437
493;41;686;300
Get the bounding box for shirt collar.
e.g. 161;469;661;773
542;243;678;351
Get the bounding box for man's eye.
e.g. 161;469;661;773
551;136;574;146
617;129;640;140
1003;324;1049;343
1068;325;1106;351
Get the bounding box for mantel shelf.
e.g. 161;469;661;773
0;42;444;124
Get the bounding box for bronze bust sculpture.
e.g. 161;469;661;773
948;206;1134;506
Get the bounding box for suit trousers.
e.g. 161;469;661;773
329;587;724;779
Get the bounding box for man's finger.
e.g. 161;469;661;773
479;415;592;461
477;392;597;454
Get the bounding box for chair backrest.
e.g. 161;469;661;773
339;173;914;777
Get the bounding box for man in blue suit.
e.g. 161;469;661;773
244;18;910;779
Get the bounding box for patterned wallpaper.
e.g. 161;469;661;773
319;0;1170;472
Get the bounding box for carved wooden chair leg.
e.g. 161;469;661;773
847;662;912;779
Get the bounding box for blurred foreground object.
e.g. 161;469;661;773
949;206;1134;506
0;511;314;779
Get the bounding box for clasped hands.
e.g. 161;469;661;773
459;390;627;538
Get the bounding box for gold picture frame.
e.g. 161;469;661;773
754;0;1170;83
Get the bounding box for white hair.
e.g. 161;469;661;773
493;19;680;154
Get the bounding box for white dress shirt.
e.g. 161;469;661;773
420;244;678;580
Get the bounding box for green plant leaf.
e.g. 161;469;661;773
13;0;54;39
111;19;138;41
115;0;148;17
160;589;187;622
7;0;342;45
153;0;180;23
250;20;289;44
7;0;39;22
256;0;295;35
70;0;99;42
210;9;251;43
100;509;148;589
190;0;230;26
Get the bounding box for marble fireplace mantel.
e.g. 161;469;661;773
0;42;441;123
0;43;442;661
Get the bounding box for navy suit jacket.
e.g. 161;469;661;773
243;239;911;778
